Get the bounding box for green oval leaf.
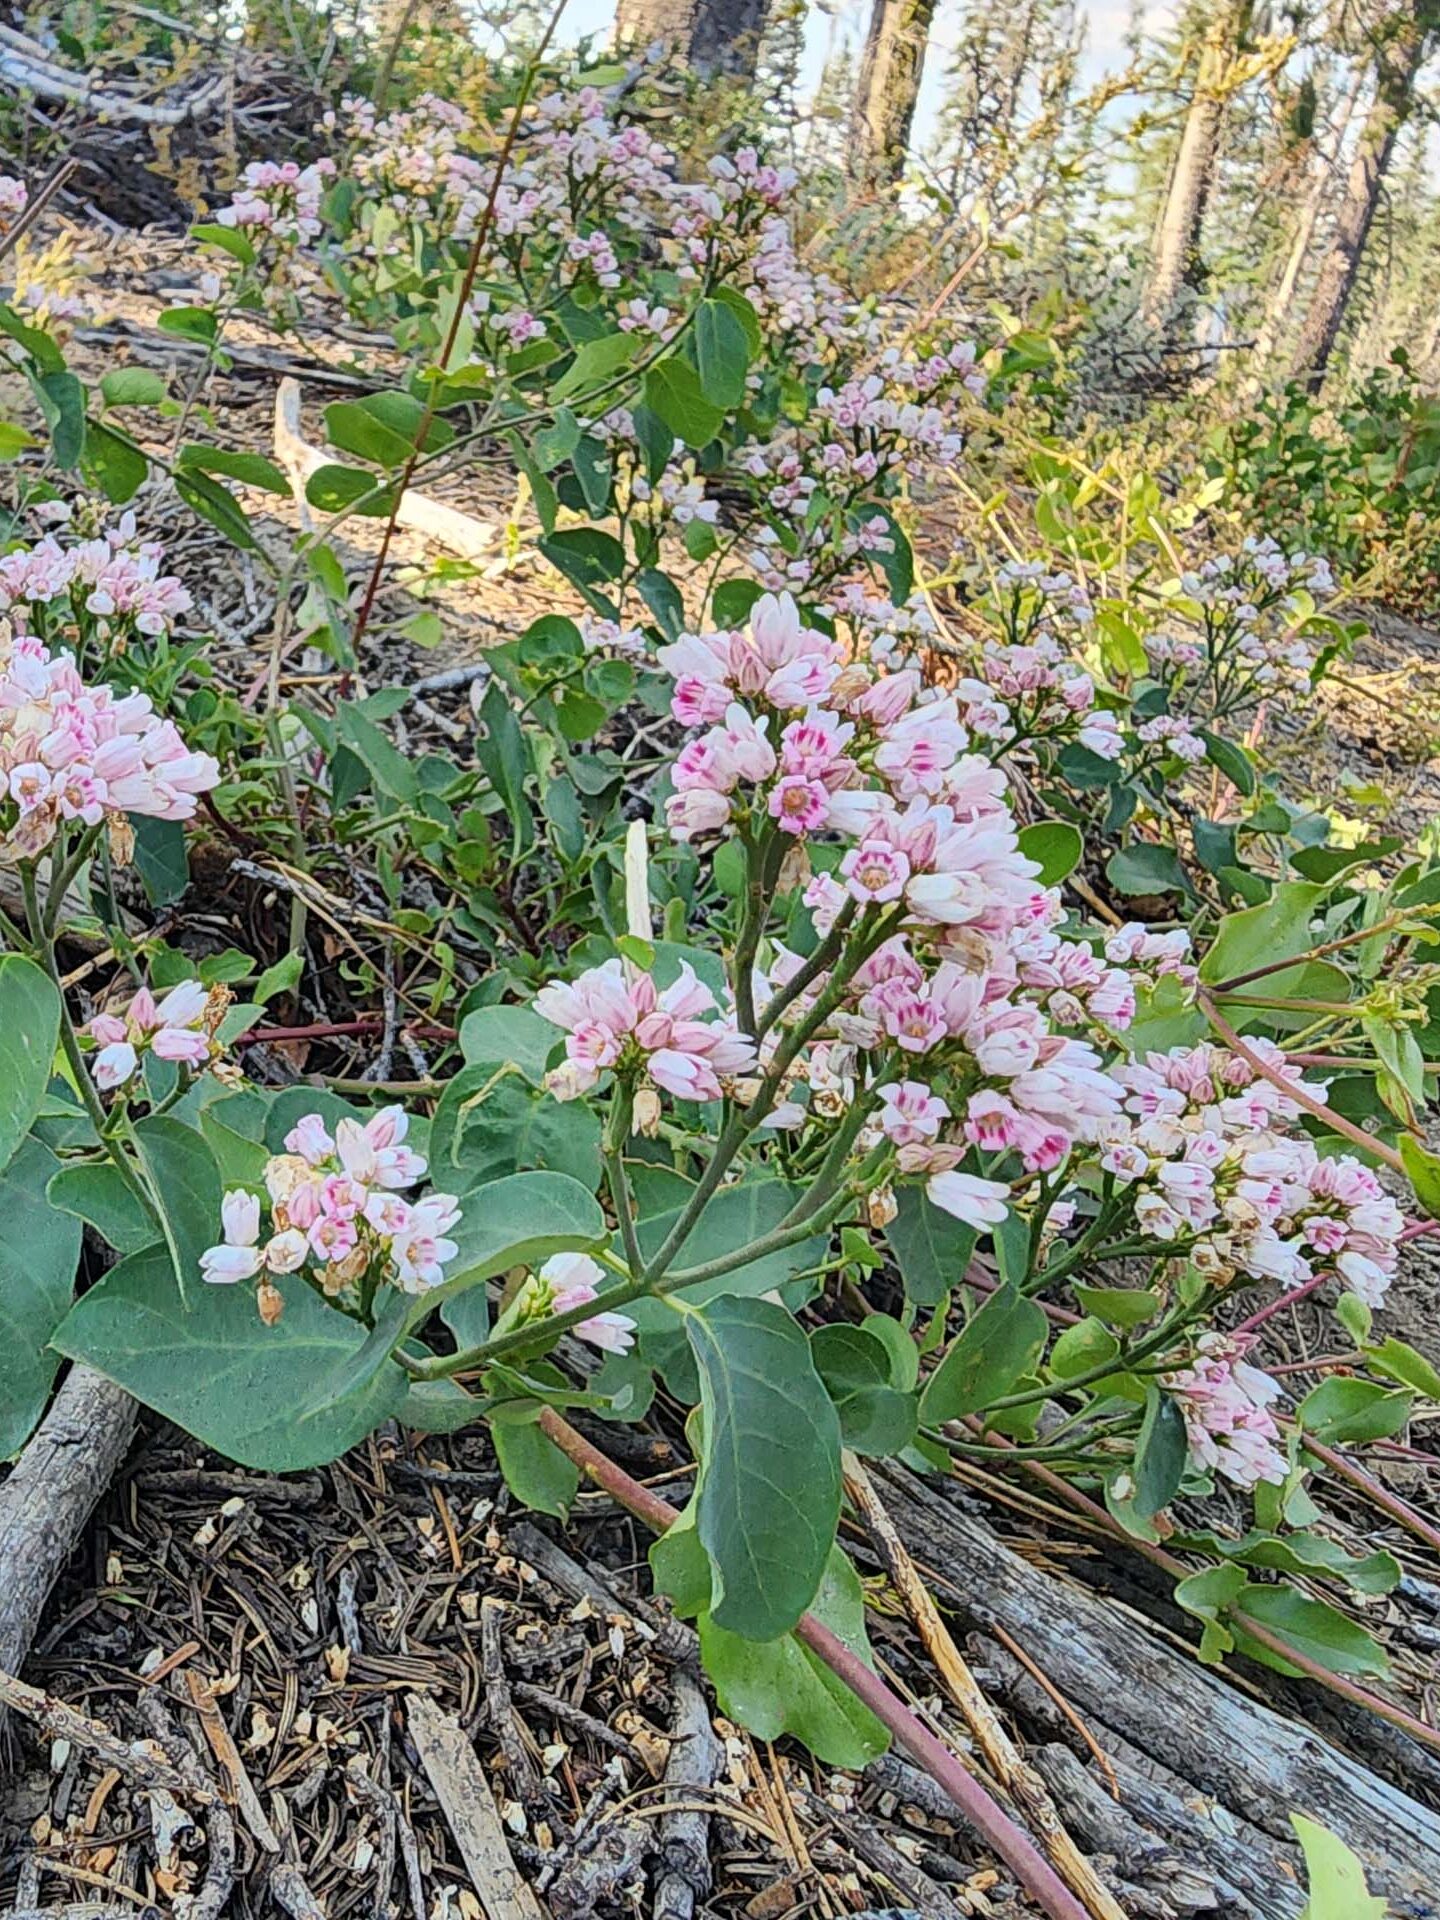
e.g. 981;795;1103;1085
686;1295;842;1642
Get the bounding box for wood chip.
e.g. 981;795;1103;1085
405;1693;544;1920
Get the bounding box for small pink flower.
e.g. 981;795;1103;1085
926;1169;1010;1229
878;1081;950;1147
768;774;830;834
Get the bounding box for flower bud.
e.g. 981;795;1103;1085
256;1283;285;1326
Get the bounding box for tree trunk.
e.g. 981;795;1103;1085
1247;64;1366;383
1140;10;1238;331
850;0;940;185
1288;3;1430;390
613;0;768;81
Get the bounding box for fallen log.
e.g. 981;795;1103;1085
0;1365;136;1679
873;1463;1439;1918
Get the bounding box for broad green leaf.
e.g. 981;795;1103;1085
47;1160;159;1255
695;297;749;408
398;1377;487;1434
644;357;724;448
630;1180;826;1330
131;815;189;906
884;1188;976;1308
1364;1334;1440;1399
1198;882;1325;989
83;421;148;503
698;1546;889;1768
36;369;86;468
1399;1134;1440;1219
0;955;61;1173
1047;1317;1119;1381
491;1412;578;1517
0;1141;82;1455
415;1170;606;1319
458;1005;559;1080
324;394;451;468
1200;730;1256;797
431;1067;601;1192
174;470;256;550
687;1295;841;1640
550;331;639;402
539;527;626;590
1188;1528;1400;1597
52;1246;407;1470
336;700;418;803
0;420;37;459
100;367;168;407
1291;1814;1387;1920
919;1283;1047;1423
1071;1283;1161;1328
1175;1561;1247;1662
191;221;255;266
1106;842;1188;896
158;305;219;343
475;682;534;852
810;1323;918;1457
1297;1377;1413;1445
305;464;397;516
132;1116;221;1304
176;444;290;494
1018;821;1083;886
1131;1385;1187;1519
1237;1584;1389;1678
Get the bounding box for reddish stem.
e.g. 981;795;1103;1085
1233;1273;1331;1333
1298;1433;1440;1557
536;1410;1093;1920
235;1018;456;1045
1197;992;1407;1175
972;1424;1440;1754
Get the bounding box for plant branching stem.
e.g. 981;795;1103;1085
535;1408;1093;1920
21;862;156;1221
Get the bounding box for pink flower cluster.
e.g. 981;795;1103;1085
201;1108;461;1304
84;981;218;1090
645;590;1131;1226
0;518;193;638
216;159;337;246
0;627;219;855
0;175;26;231
1150;539;1335;716
509;1251;636;1354
535;958;755;1103
1165;1331;1288;1490
1099;1043;1404;1305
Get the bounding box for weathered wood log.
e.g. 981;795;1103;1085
1034;1744;1303;1919
0;1366;136;1679
874;1463;1439;1917
653;1669;723;1920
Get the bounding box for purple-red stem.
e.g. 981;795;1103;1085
536;1409;1093;1920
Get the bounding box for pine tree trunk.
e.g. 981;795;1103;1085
1140;11;1237;331
1288;4;1429;390
1247;65;1366;382
614;0;768;81
851;0;940;184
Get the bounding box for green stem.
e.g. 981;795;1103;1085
21;864;157;1222
604;1085;645;1281
733;828;784;1038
